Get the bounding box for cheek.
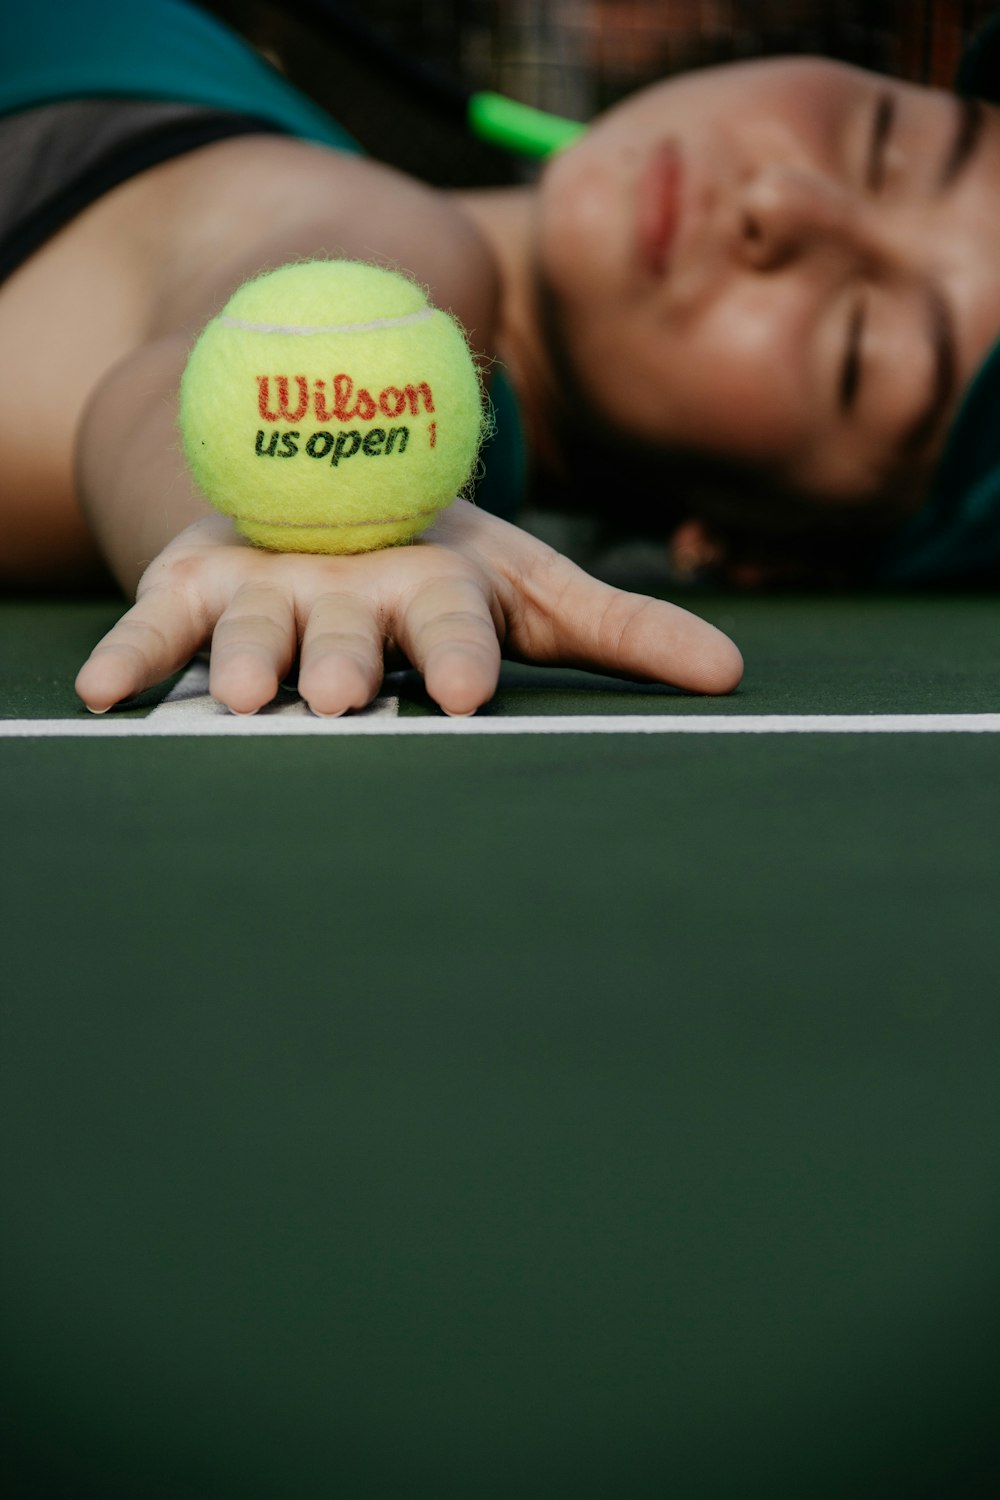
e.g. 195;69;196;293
592;294;814;463
950;263;1000;408
538;146;634;300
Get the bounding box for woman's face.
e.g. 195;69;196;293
535;57;1000;510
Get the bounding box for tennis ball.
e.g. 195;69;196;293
179;259;487;552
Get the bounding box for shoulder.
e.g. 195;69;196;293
145;137;501;355
0;132;500;578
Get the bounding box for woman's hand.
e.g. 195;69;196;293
75;502;742;717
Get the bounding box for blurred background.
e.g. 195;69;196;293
204;0;1000;183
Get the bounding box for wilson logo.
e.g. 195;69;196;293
257;374;435;424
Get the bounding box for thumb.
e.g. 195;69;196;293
511;546;743;695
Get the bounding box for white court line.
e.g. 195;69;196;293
4;713;1000;738
147;661;400;723
4;664;999;736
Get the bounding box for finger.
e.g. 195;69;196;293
396;572;502;716
431;502;741;693
298;593;385;717
75;585;208;711
209;583;297;714
515;551;743;695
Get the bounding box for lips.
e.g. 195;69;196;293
638;140;682;276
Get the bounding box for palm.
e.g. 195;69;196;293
76;503;742;716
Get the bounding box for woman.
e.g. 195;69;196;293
3;0;1000;714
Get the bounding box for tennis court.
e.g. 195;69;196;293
3;589;999;1497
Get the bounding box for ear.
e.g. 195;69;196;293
666;518;726;581
667;517;842;590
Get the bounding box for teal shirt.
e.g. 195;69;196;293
0;0;359;151
0;0;525;523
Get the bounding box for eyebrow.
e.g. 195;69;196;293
898;97;982;452
900;281;955;456
938;95;985;190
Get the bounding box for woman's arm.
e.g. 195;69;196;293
68;139;741;712
73;325;741;715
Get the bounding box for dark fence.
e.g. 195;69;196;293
203;1;999;181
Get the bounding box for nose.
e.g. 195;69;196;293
738;165;862;271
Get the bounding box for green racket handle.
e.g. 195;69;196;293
468;90;586;158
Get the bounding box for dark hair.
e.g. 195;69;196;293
533;405;912;588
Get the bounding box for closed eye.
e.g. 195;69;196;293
839;300;865;413
866;91;895;190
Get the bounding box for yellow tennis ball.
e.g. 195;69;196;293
179;259;487;553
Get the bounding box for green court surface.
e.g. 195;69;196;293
2;591;1000;1498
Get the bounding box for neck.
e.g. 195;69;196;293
454;185;564;477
